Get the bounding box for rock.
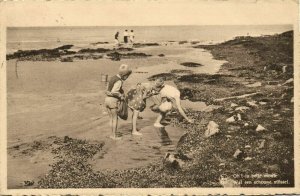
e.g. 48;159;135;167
233;149;244;159
282;65;287;73
256;124;266;132
226;116;236;123
247;101;258;107
235;106;250;112
291;97;294;103
282;78;293;85
258;140;266;149
244;123;249;126
219;175;240;187
219;163;225;167
23;180;34;186
163;153;184;169
204;121;219;138
246;82;262;87
245;145;251;149
259;101;267;105
237;113;242;121
230;103;238;107
244;157;253;161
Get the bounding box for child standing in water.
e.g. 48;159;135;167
105;64;132;140
126;79;165;135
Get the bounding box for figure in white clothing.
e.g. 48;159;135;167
150;79;194;127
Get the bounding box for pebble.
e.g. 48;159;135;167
230;103;238;107
235;106;250;111
291;97;294;103
245;145;251;149
237;113;242;121
204;121;219;138
282;78;293;85
233;149;243;159
226;116;236;123
219;163;225;167
247;101;258;107
259;101;267;105
244;123;249;126
259;140;266;149
245;82;262;87
244;157;253;161
256;124;266;132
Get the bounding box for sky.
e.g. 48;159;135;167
0;0;298;27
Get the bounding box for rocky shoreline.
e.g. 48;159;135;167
9;31;294;188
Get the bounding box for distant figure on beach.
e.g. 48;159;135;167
114;31;120;46
129;30;135;44
150;81;194;127
126;79;165;135
105;64;132;140
123;30;129;44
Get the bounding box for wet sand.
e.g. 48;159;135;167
7;44;224;188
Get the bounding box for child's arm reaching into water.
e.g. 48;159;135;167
170;97;194;124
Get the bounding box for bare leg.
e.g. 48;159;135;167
132;109;142;136
110;108;121;140
154;112;166;128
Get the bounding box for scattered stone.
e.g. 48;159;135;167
245;82;262;87
233;149;243;159
23;180;34;186
219;163;225;167
282;65;287;73
244;123;249;127
235;106;250;112
256;124;266;132
259;101;267;105
247;101;258;107
226;135;232;138
245;145;251;149
226;116;236;123
244;157;253;161
158;54;165;57
282;78;293;86
291;97;294;103
258;140;266;149
237;113;242;121
230;103;238;107
163;153;184;169
204;121;219;138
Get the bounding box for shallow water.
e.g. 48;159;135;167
6;44;225;188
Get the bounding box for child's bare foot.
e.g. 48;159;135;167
109;136;122;140
132;130;142;136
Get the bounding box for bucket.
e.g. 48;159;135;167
101;74;108;82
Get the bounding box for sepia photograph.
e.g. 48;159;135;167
0;0;299;195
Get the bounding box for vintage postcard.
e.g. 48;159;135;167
0;0;299;195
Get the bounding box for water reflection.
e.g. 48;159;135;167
157;127;172;146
